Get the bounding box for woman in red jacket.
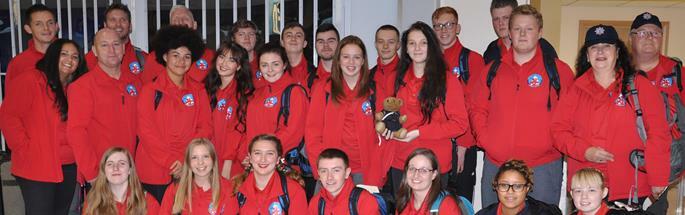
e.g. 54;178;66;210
396;148;461;215
551;25;670;205
136;25;212;202
227;134;309;214
383;21;469;193
305;35;392;187
84;147;160;215
0;39;86;215
204;41;255;179
159;138;230;215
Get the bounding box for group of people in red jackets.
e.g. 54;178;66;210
1;0;682;214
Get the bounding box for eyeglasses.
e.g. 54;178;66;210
407;167;434;176
494;183;529;192
433;22;457;31
631;30;663;39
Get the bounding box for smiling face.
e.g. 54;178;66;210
339;44;364;81
375;29;400;62
406;30;429;64
105;152;131;186
281;27;307;54
234;27;258;53
432;13;460;48
249;140;279;177
510;14;542;55
571;183;608;214
58;43;80;76
163;46;193;78
587;43;618;72
190;144;213;179
259;52;286;83
316;30;339;61
317;158;351;197
104;9;131;41
24;11;59;44
93;29;124;70
496;170;529;210
217;50;241;79
405;155;437;193
630;24;663;57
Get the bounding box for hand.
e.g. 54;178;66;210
382;128;393;140
584;147;614;163
651;186;667;198
456;146;467;173
169;160;182;179
394;130;419;142
221;160;233;180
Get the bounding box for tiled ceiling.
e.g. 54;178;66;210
562;0;685;7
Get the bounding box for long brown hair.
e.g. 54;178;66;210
395;148;443;212
172;138;222;214
231;134;304;195
84;147;147;215
330;35;372;103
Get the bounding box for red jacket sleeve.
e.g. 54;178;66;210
195;90;213;139
304;83;326;178
636;77;671;187
416;75;468;141
358;191;381;215
145;192;160;215
550;86;593;162
136;86;177;170
158;183;178;215
66;81;100;181
0;72;35;151
275;86;309;153
287;181;310;215
468;63;493;146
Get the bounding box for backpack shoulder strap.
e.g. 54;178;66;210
459;47;471;83
671;57;683;91
237;192;247;208
486;59;502;100
277;172;291;213
133;46;146;69
629;75;648;145
483;39;501;64
429;190;449;215
277;84;309;127
318;197;326;215
348;187;364;215
153;90;163;110
307;70;318;90
543;54;561;111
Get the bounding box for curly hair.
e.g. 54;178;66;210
493;159;534;192
575;38;637;97
152;25;206;66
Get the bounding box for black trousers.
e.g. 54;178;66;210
142;183;169;204
447;146;477;201
15;164;77;215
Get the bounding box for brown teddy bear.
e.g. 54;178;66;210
375;97;408;139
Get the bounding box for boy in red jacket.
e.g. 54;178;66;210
309;148;381;215
371;25;401;93
5;4;58;84
281;22;316;85
469;5;574;207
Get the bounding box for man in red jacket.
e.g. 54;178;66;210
311;23;339;88
372;25;400;94
140;5;214;84
281;22;316;85
84;3;147;79
67;28;140;183
5;4;58;84
309;148;381;215
432;6;485;201
469;5;574;207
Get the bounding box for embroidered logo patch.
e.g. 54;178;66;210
643;12;652;20
660;77;673;88
361;100;373;116
217;98;227;111
196;59;208;70
615;93;626;107
452;66;460;77
255;71;263;80
125;84;137;96
268;202;283;215
527;73;543;88
226;106;234;120
182;93;195;107
264;96;278;108
128;61;142;75
595;27;605;35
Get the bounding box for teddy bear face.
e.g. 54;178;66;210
383;97;403;112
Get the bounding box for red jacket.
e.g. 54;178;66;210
291;54;312;85
308;179;380;215
209;81;246;177
5;43;44;84
305;80;393;186
136;72;212;185
443;39;485;148
374;55;399;95
469;46;574;167
159;180;231;215
83;192;160;215
311;61;331;89
67;65;140;181
85;40;147;81
141;49;215;84
384;65;469;173
397;193;461;215
252;56;266;89
236;74;308;168
0;70;74;182
551;70;670;200
226;172;309;214
643;55;685;139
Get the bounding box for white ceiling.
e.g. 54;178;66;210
562;0;685;8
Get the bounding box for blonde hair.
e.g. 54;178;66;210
84;147;147;215
172;138;222;214
509;5;543;30
571;168;606;189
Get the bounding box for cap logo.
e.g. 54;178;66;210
595;27;605;36
643;13;652;20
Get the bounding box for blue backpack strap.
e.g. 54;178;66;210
277;84;309;127
237;192;247;208
485;59;502;101
459;48;471;84
318;197;326;215
348;187;364;215
277;172;291;213
458;196;475;215
430;190;449;215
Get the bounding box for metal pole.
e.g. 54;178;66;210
57;0;62;38
264;0;269;43
202;0;206;40
82;0;88;53
298;0;302;25
233;0;237;22
17;0;23;52
313;0;318;64
215;0;220;48
9;0;16;57
156;0;160;30
279;0;284;32
247;0;251;20
93;0;98;39
67;0;73;39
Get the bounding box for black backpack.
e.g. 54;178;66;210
452;48;472;84
483;38;559;65
317;187;389;215
236;172;291;213
277;84;313;177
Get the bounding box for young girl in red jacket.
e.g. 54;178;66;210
159;138;230;215
383;22;469;193
551;25;670;206
84;147;160;215
236;43;308;175
204;41;255;180
396;148;461;215
227;134;309;214
305;35;392;187
0;39;86;215
136;25;212;202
